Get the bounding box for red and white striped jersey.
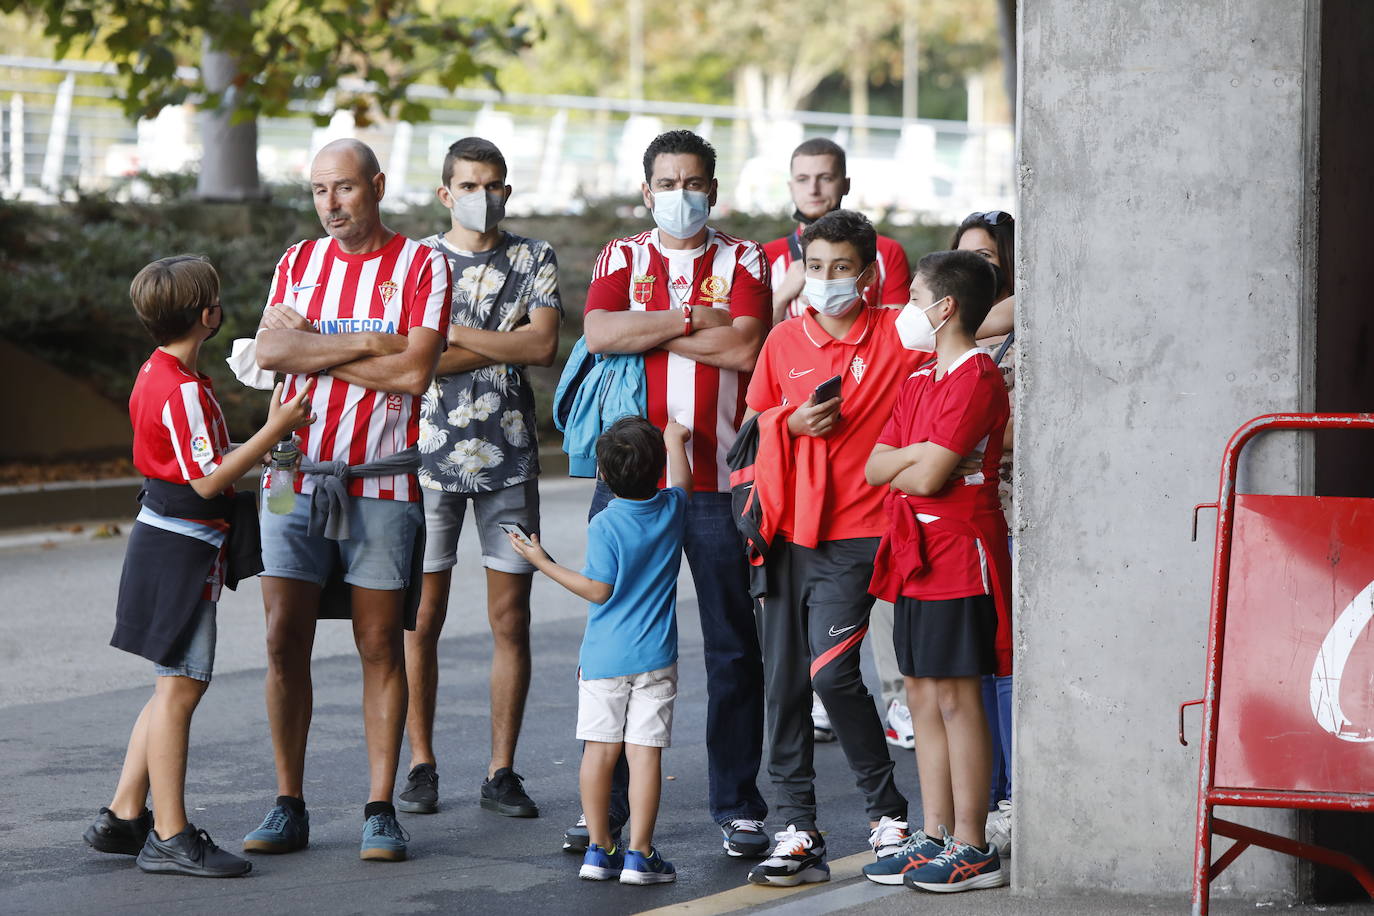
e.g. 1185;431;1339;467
584;228;772;492
130;348;232;484
265;233;453;501
763;229;912;319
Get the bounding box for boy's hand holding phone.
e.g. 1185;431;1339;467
788;374;842;439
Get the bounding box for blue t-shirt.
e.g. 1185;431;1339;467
579;487;687;679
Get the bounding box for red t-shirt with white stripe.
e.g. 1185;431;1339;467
584;228;772;492
763;230;912;319
131;348;232;484
265;233;452;501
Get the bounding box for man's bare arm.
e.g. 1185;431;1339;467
435;345;496;376
450;308;560;367
326;327;446;397
660;316;767;373
255;305;404;374
584;306;730;355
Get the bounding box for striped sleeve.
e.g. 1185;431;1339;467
406;247;453;334
263;242;301;315
728;240;772;323
591;240;628;281
586;242;630;314
161;381;220;481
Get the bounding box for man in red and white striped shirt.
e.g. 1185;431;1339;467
572;130;773;858
248;139;452;862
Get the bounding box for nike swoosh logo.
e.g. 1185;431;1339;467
828;624;857;637
788;368;815;379
291;283;318;294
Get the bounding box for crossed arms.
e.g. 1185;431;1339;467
865;442;967;497
255;306;442;397
583;307;766;373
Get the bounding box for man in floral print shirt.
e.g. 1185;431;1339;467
402;138;563;819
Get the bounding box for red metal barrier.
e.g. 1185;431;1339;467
1188;413;1374;915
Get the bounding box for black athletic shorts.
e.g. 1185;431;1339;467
892;594;998;678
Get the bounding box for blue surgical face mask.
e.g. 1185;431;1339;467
651;188;711;240
803;276;863;317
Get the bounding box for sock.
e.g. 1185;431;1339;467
364;801;395;820
276;795;306;815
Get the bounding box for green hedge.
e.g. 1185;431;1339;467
0;191;954;441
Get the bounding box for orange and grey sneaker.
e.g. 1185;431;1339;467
862;828;947;885
904;838;1006;893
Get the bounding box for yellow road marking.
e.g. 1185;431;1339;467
633;851;874;916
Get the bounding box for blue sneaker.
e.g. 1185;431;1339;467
904;839;1006;893
360;812;409;862
620;847;676;885
862;829;947;885
242;804;309;854
579;843;624;880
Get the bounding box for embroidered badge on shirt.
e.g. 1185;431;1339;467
377;280;400;305
850;355;867;384
190;434;214;464
700;275;729;303
632;274;655;304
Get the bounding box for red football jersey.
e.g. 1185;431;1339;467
130;348;231;484
764;229;911;319
875;349;1009;599
584;227;772;492
265;233;452;501
746;307;932;542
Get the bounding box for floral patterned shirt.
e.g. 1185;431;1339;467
417;232;563;493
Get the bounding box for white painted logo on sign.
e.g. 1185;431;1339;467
1309;578;1374;743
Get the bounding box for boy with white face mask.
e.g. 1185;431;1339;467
402;137;564;820
740;210;939;887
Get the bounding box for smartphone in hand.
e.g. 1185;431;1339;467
812;374;842;418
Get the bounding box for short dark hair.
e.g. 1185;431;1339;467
642;130;716;182
791;137;847;176
800;209;877;268
915;249;998;335
442;136;508;187
129;255;220;345
951;211;1015;298
596;416;666;500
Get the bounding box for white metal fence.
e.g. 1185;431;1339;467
0;55;1014;222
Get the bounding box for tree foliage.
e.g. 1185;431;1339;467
0;0;535;126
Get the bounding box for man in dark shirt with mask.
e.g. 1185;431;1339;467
399;137;563;820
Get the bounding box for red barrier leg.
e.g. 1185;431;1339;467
1212;818;1374;897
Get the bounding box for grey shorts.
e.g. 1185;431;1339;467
421;479;540;575
154;599;216;682
260;493;423;590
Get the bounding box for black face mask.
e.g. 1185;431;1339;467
202;306;222;340
792;203;842;228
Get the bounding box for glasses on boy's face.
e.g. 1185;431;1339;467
971;210;1013;226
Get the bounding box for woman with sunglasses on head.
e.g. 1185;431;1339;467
951;210;1016;861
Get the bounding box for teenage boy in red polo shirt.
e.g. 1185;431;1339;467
742;210;930;887
861;249;1011;894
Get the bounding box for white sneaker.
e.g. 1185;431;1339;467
811;694;836;743
884;698;915;750
867;815;912;859
986;799;1012;858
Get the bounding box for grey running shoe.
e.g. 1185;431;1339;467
360;812;409;862
84;806;152;856
397;763;439;814
721;818;769;858
242;804;309;854
137;824;251;877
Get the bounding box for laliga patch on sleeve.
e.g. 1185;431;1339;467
190;434;214;464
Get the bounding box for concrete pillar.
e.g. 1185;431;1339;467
1017;0;1319;900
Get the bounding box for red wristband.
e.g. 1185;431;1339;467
683;305;694;336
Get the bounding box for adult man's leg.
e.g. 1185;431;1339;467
352;584;413;861
399;570;449;812
478;567;539;815
682;492;768;854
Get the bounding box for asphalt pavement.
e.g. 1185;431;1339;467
1;477;1366;915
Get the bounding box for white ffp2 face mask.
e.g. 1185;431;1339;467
895;298;950;351
803;276;863;317
453;190;506;233
651;188;711;240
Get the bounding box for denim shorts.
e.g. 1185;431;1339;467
154;599;216;682
421;480;540;575
260;493;423;590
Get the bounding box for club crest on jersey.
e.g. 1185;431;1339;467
632;274;655;304
700;275;729;303
377;279;400;305
850;355;867;384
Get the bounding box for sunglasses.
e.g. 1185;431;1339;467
971;210;1013;226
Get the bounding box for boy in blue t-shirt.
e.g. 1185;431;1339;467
509;416;691;885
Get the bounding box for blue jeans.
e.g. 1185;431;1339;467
591;481;767;827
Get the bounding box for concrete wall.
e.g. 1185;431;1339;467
0;339;131;462
1016;0;1318;899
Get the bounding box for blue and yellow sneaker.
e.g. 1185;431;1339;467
620;847;676;885
904;838;1006;893
242;804;309;854
360;812;409;862
579;842;624;880
862;828;947;885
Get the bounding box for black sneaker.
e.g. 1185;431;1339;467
480;767;539;818
397;763;439;814
720;818;770;858
84;806;153;855
562;813;623;853
136;824;252;877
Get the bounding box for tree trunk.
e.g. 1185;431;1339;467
848;34;870;155
196;7;262;201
